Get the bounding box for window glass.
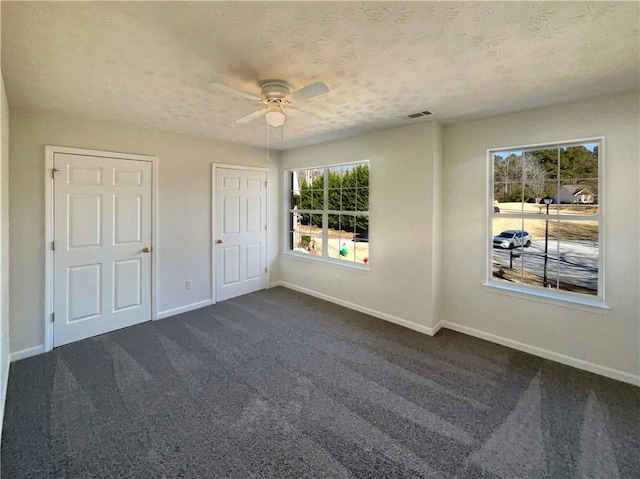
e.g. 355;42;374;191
490;141;601;299
288;162;370;267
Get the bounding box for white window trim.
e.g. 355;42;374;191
486;137;606;309
282;249;371;272
482;282;609;315
283;160;370;271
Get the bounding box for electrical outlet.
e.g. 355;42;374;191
335;275;341;285
186;280;192;290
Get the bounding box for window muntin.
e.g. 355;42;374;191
288;162;369;267
490;140;602;300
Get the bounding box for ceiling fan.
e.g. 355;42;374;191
213;80;329;127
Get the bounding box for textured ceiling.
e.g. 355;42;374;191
2;1;639;150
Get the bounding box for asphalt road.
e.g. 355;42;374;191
493;240;598;291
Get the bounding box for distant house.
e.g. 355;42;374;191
554;185;596;204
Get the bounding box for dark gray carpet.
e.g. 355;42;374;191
2;287;639;478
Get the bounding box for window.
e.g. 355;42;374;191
287;162;369;267
489;139;602;302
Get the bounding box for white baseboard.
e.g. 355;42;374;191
8;294;637;387
157;299;213;320
275;283;638;386
431;320;444;335
0;352;9;439
9;301;213;360
268;280;283;289
10;344;45;362
441;321;640;387
278;281;441;336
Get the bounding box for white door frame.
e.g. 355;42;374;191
211;163;270;303
44;145;159;352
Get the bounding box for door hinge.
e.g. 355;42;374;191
265;267;268;273
52;168;60;179
265;181;268;188
51;241;55;251
51;312;55;323
265;224;267;231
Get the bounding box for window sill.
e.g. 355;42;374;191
282;251;370;273
483;282;609;315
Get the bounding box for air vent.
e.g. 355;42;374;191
402;110;432;120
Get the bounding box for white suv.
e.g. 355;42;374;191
493;230;532;249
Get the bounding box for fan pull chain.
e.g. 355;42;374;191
266;122;271;161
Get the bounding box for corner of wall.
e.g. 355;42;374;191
0;66;12;438
438;92;640;381
430;122;444;330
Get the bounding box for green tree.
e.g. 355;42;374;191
493;144;598;204
299;173;324;227
298;165;369;232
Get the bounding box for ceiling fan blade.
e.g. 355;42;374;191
235;109;267;123
287;108;322;122
213;83;262;101
286;82;329;103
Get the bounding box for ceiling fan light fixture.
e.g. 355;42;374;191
216;79;329;128
265;110;286;127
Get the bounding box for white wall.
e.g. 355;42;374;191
279;122;443;334
6;93;639;385
0;68;11;436
441;92;640;383
9;108;280;354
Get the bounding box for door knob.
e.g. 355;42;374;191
142;247;150;253
217;239;223;244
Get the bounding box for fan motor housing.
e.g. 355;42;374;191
260;80;290;100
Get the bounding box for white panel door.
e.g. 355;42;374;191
215;168;267;301
54;153;152;346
